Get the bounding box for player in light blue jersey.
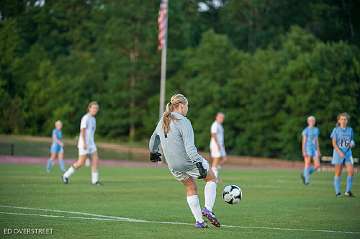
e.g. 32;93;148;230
300;116;321;185
331;113;355;197
46;120;65;172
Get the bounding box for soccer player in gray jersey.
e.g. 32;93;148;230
149;94;220;228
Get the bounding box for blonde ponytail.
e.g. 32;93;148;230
162;94;188;135
162;102;173;135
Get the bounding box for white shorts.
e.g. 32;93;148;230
170;158;210;181
210;142;226;158
78;145;97;156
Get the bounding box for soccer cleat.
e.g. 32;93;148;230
202;208;221;227
344;191;355;197
300;173;308;185
336;193;342;197
92;181;103;186
195;221;208;228
61;176;69;184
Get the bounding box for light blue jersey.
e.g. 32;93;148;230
50;129;63;154
302;127;319;157
330;127;354;165
52;129;62;142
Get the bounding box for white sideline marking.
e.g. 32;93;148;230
0;205;359;235
0;211;145;222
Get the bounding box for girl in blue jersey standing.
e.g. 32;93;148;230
301;116;321;185
331;113;355;197
46;120;65;172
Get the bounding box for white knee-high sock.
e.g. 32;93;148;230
204;181;217;212
91;171;99;184
186;195;204;223
212;167;219;178
85;158;91;167
63;166;75;178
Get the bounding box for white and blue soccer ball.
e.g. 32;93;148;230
222;185;242;204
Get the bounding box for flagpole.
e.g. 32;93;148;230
159;0;168;118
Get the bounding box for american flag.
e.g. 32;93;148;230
158;0;168;50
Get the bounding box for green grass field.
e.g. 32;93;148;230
0;164;359;239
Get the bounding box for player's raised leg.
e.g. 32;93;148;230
62;154;87;184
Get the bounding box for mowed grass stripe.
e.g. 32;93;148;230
0;205;359;235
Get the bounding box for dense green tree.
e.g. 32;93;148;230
0;0;359;160
209;0;360;51
168;27;360;159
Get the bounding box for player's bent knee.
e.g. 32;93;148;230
187;188;197;195
74;160;85;169
182;178;197;192
205;170;216;182
185;184;197;195
73;163;82;169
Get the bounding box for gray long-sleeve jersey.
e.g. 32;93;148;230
149;112;204;171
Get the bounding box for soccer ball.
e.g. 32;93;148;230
222;185;242;204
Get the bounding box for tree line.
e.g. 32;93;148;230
0;0;359;160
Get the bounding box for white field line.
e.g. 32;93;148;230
0;205;359;235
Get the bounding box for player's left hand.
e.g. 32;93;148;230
338;151;345;158
150;152;162;162
196;162;207;179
